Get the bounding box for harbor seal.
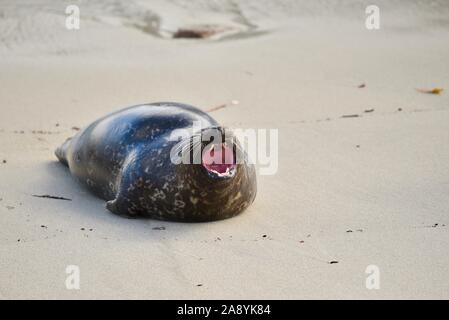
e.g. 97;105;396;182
55;102;257;222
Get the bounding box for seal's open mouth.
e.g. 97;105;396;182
202;143;236;176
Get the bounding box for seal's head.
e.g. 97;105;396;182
107;126;257;222
163;126;257;221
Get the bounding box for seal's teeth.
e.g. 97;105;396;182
202;143;235;175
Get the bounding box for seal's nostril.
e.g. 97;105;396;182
202;143;235;176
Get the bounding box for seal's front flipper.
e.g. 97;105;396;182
106;199;118;214
106;198;139;219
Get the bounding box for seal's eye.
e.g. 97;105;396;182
202;143;236;176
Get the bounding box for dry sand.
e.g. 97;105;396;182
1;0;449;299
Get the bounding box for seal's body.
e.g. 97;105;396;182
56;102;256;222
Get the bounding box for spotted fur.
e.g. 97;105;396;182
55;102;257;222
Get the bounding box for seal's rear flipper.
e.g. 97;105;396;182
55;138;72;167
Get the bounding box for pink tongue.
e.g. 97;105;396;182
202;144;235;175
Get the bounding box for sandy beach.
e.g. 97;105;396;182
1;0;449;299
